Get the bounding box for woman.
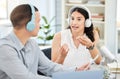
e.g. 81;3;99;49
52;6;102;67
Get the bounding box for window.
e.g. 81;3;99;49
117;0;120;26
55;0;62;32
117;0;120;53
0;0;7;19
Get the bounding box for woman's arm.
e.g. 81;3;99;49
51;32;68;64
88;29;102;64
76;29;102;64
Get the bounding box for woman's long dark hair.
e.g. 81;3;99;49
67;7;95;42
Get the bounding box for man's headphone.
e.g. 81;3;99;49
26;4;35;32
67;6;92;28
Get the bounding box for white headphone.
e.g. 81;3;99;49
67;6;92;28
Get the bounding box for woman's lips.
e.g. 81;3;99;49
72;26;79;30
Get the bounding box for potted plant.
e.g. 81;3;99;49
38;16;55;45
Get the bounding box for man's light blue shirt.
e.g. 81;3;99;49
0;32;75;79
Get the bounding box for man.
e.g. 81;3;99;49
0;4;89;79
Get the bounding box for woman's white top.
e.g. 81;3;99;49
61;29;92;67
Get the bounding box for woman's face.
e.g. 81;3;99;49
70;11;85;33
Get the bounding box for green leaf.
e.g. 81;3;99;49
46;35;54;40
38;36;44;40
42;16;48;24
38;16;56;44
44;24;50;29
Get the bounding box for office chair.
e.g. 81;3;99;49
42;47;51;60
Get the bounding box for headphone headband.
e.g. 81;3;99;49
29;5;35;21
68;5;91;19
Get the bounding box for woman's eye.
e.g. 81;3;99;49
78;19;81;21
71;17;74;20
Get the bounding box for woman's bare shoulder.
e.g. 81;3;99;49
53;32;61;39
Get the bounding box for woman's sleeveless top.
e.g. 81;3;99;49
61;29;92;67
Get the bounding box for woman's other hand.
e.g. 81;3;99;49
76;35;94;49
58;44;69;58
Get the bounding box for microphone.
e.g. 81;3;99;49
97;43;116;62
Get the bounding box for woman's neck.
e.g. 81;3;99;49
71;30;84;39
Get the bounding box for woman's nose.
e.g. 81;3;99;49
72;20;77;25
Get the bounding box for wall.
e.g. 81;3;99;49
55;0;62;32
117;0;120;22
105;0;117;54
0;20;12;38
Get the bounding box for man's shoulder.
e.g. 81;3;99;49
0;37;15;48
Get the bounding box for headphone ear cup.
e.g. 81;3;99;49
26;21;35;32
85;19;92;27
26;5;35;32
